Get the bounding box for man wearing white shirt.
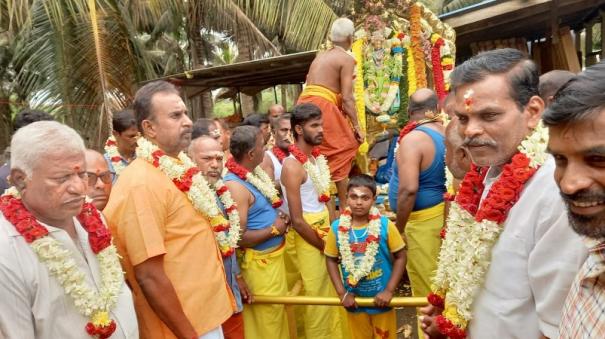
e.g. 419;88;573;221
0;121;138;339
420;48;587;339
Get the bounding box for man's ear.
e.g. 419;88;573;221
10;168;28;191
525;95;545;129
141;119;156;139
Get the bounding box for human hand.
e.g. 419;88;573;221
236;275;254;304
374;289;393;308
419;305;446;339
340;292;357;309
354;127;365;144
274;216;288;235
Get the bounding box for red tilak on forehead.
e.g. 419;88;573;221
74;165;81;171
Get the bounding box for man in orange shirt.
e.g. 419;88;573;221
104;80;235;339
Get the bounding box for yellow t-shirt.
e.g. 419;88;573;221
104;158;235;339
324;218;405;258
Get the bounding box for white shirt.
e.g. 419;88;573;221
281;155;325;213
0;214;138;339
469;157;587;338
266;150;289;215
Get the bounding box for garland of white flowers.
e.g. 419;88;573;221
306;154;331;200
337;206;382;287
136;138;241;256
2;188;123;332
212;179;241;256
431;122;549;329
104;135;128;175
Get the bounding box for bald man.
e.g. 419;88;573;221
85;149;114;210
268;104;285;124
388;88;446;309
188;135;250;339
539;70;574;107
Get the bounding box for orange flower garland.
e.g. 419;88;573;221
431;33;447;101
410;3;427;89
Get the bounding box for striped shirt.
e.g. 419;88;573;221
559;237;605;339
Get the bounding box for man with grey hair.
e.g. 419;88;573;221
0;121;138;338
298;17;363;208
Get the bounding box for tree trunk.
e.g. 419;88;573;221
236;32;255;115
0;93;11;156
189;7;213;119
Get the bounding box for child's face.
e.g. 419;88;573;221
346;186;375;217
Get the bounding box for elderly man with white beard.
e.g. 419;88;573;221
0;121;138;338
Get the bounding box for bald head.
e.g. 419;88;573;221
539;70;575;107
85;149;112;210
268;104;285;123
409;88;438;120
189;135;224;184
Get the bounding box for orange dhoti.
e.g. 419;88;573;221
297;85;360;181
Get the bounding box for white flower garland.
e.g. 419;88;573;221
304;154;331;200
249;167;282;204
2;188;123;330
337;206;382;286
136;138;241;255
212;179;241;254
431;122;549;327
104;135;127;175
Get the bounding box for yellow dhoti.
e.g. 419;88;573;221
347;310;397;339
240;244;289;339
294;209;348;339
405;202;445;339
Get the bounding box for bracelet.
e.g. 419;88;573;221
270;225;280;236
340;291;350;303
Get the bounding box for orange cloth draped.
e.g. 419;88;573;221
297;85;360;181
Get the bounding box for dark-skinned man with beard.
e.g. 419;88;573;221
543;61;605;338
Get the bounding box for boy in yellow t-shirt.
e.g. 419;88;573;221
325;174;406;339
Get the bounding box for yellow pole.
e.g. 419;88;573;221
253;295;428;307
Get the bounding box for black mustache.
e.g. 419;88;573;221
560;190;605;204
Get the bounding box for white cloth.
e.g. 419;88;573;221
469;157;587;339
267;150;289;215
281;155;325;213
199;326;223;339
0;214;138;339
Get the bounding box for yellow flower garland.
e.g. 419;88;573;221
410;3;427;89
352;38;369;154
406;40;417;96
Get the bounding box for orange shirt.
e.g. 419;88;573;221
104;158;235;339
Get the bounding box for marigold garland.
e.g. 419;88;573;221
287;144;331;203
352;38;369;154
429;123;549;338
225;157;283;208
431;33;447;101
136;138;241;257
104;135;128;175
410;3;427;89
0;189;122;338
406;38;417;97
337;207;382;287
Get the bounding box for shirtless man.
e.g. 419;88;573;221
298;17;363;208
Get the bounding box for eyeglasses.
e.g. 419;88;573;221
86;171;115;186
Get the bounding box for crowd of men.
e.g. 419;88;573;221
1;16;605;339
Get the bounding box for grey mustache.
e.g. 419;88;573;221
462;138;496;147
